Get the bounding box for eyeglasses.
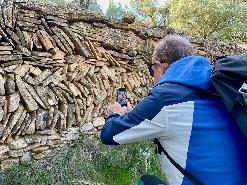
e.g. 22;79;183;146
148;59;165;77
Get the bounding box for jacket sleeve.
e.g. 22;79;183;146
100;86;170;145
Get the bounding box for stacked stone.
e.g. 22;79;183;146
0;0;245;170
0;0;154;170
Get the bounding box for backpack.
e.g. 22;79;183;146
211;54;247;140
154;54;247;185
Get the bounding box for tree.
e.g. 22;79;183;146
165;0;247;43
129;0;168;26
79;0;95;9
106;0;127;19
35;0;67;6
69;0;103;13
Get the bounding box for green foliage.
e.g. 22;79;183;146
34;0;67;6
73;0;102;12
166;0;247;43
106;0;127;19
0;137;165;185
128;0;167;26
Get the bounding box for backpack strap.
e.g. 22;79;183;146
154;138;204;185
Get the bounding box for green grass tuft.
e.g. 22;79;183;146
0;136;166;185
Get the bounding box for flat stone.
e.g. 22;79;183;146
25;83;47;109
22;31;33;50
42;68;63;86
0;145;9;155
16;27;27;47
12;109;27;135
69;83;81;97
3;64;19;73
6;28;20;45
51;27;73;55
14;64;31;77
20;152;32;163
32;33;42;50
0;55;21;62
36;86;52;108
51;47;66;60
24;134;48;144
80;122;94;133
61;131;79;141
7;92;20;112
29;67;42;77
47;139;64;148
16;75;39;112
35;109;48;130
0;107;4;121
36;30;54;51
0;105;24;143
0;158;19;170
61;27;91;58
4;74;17;95
31;146;49;154
32;149;52;160
25;118;36;135
8;138;28;150
17;16;41;25
16;112;31;137
0;95;5;106
35;69;52;85
16;45;31;56
0;51;11;55
95;61;105;67
0;74;6;95
0;46;13;51
93;117;105;128
9;149;25;158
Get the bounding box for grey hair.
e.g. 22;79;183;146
152;34;195;64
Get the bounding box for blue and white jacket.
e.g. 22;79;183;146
100;56;247;185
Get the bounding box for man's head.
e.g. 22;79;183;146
151;34;195;84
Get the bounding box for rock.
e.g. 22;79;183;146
16;75;39;112
9;138;28;150
93;117;105;128
0;46;13;51
25;83;47;109
61;27;91;58
0;96;6;106
36;30;54;51
0;145;9;156
35;109;48;130
0;74;6;95
14;64;31;77
20;152;32;163
0;158;19;170
61;127;80;141
0;105;24;143
32;149;52;160
7;92;20;112
31;146;49;154
29;67;42;77
80;122;94;133
24;134;48;144
35;69;52;85
9;149;25;158
0;107;4;121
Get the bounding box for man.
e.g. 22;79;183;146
100;34;247;185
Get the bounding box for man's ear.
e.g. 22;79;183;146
161;62;169;72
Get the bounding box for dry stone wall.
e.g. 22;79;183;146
0;0;246;170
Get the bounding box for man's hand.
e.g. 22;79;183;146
108;102;132;116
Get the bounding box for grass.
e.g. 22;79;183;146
0;135;166;185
